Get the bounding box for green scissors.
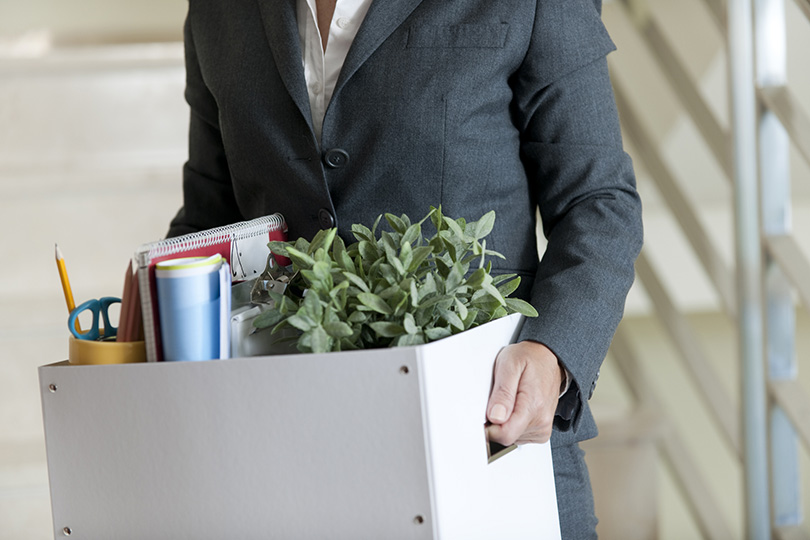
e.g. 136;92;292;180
68;297;121;341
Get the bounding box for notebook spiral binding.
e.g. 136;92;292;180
139;214;287;262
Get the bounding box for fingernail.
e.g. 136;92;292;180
490;404;507;423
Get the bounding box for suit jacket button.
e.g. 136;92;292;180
323;148;349;169
318;208;335;229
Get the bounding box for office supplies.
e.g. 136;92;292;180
155;255;229;362
136;214;287;362
55;244;81;333
68;297;121;341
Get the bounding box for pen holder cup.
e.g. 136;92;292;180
68;336;146;365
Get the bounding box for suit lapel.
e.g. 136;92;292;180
256;0;313;132
332;0;425;101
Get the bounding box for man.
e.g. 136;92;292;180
169;0;643;537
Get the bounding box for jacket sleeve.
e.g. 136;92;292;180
512;0;643;433
167;7;244;238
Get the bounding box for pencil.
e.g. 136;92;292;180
55;244;81;333
118;261;133;342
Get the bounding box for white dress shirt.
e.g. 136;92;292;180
297;0;374;142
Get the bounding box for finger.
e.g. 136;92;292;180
486;349;524;425
487;387;534;446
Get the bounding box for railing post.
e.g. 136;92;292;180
754;0;802;530
728;0;771;538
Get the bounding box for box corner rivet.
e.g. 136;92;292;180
399;366;409;375
62;526;72;536
413;515;424;525
49;384;58;393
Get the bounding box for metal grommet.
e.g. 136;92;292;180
49;384;58;393
413;515;424;525
399;366;409;375
63;526;72;536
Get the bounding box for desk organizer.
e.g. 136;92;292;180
39;313;560;539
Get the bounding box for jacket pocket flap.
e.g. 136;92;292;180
407;23;509;48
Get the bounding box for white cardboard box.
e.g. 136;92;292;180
39;313;560;540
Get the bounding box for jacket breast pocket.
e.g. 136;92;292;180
406;23;509;48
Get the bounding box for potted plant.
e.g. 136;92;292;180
253;206;537;352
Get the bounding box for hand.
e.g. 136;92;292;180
485;341;564;446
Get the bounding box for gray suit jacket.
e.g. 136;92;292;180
169;0;643;448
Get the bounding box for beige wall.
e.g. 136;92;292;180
0;0;186;44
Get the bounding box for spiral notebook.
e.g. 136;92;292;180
135;214;288;362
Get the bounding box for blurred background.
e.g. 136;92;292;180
1;0;809;538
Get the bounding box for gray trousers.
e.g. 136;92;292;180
553;443;598;539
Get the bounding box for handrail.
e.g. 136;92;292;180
613;80;738;318
618;0;733;178
758;86;810;167
610;329;736;540
769;380;810;452
765;235;810;314
634;253;742;456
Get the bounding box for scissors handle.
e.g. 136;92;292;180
68;297;121;341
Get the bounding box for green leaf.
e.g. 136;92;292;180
401;222;421;246
409;279;420;307
303;290;324;320
333;235;355;272
482;281;506;306
403;313;418;335
425;326;452;341
308;325;331;353
407;246;433;273
371;214;383;238
252;309;285;329
505;297;538;317
293;237;311;253
351;223;374;243
442;216;465;241
454;297;469;321
430;205;444;232
267;241;291;258
357;292;393;315
466;267;487;288
395;333;425;347
287;314;315;332
308;227;337;254
474;210;496;240
358;240;378;261
342;272;370;293
439;308;464;331
348;311;367;323
434;257;451;278
492;273;518;286
324;321;354;338
285;246;316;270
497;275;521;298
445;263;464;292
420;273;437;299
370;321;405;338
399;240;413;269
385;213;407;234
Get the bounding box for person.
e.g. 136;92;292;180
168;0;643;537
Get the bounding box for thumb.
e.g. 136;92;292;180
487;349;522;425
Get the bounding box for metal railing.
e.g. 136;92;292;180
604;0;810;537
